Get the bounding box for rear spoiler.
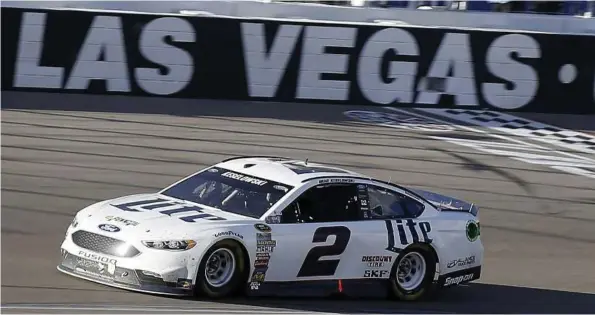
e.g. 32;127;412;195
409;189;479;217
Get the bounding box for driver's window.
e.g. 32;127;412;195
367;185;424;219
279;183;361;224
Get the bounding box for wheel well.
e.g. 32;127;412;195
198;239;251;285
401;242;440;273
426;243;440;264
409;242;439;262
387;242;440;300
235;240;252;284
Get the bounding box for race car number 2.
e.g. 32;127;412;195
297;226;351;278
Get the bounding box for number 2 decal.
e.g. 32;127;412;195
297;226;351;277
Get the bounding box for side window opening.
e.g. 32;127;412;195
280;183;361;223
367;185;424;219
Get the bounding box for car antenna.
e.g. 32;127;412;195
388;176;392;184
305;158;308;165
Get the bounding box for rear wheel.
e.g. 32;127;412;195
194;240;247;299
387;244;437;301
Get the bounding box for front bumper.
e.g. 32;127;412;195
57;249;195;296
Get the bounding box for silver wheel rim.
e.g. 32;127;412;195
204;248;236;287
396;252;426;291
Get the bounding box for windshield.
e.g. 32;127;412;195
160;167;293;219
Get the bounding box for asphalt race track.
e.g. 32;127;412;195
2;91;595;314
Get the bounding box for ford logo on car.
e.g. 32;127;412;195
98;224;120;232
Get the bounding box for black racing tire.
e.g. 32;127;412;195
194;240;247;299
387;243;437;302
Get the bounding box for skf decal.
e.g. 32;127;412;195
364;270;389;278
111;198;225;222
385;219;432;253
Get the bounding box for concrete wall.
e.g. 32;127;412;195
3;6;594;114
3;0;595;35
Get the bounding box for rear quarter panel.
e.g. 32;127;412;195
431;211;483;275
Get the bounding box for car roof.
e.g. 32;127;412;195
211;156;435;208
214;156;365;187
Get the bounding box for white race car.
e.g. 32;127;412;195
58;156;483;301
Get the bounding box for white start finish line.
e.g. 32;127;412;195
381;107;595;180
416;108;595;155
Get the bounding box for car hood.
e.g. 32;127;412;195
76;193;257;239
409;188;478;215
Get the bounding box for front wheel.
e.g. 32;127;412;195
194;240;247;299
387;244;437;301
